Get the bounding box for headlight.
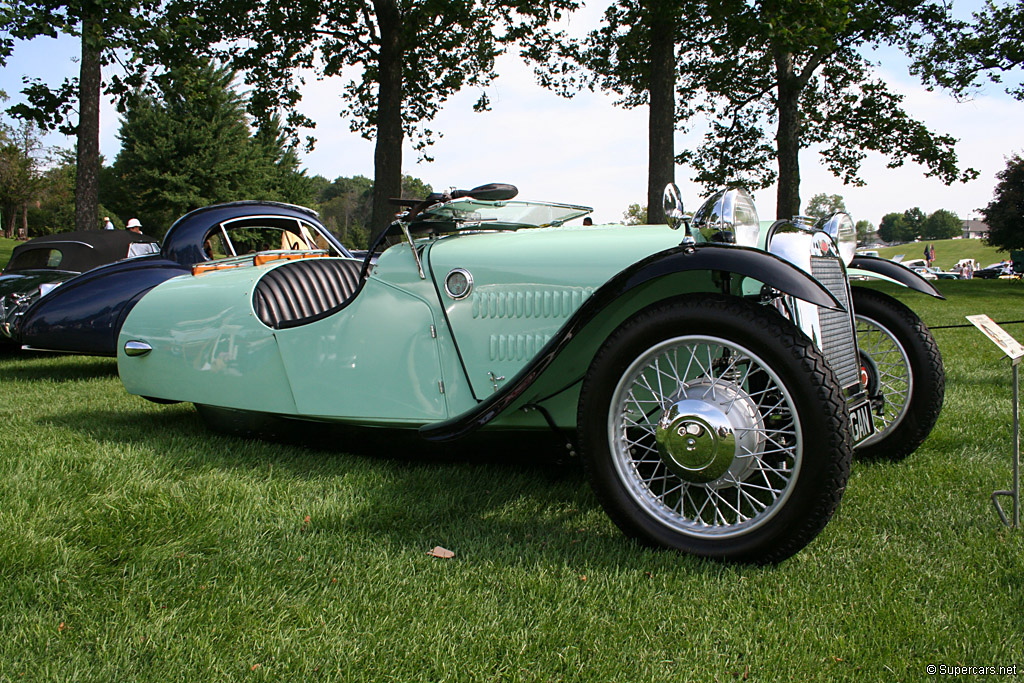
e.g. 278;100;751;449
817;212;856;265
691;187;761;247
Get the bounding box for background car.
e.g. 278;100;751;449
0;230;159;347
974;262;1011;279
0;201;351;355
925;266;959;280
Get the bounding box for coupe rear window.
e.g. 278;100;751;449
7;248;63;270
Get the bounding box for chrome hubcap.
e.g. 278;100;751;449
610;335;802;539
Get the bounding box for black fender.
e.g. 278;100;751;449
420;243;842;442
849;255;945;299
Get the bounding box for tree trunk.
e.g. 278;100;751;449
646;3;676;225
75;8;102;232
369;0;404;242
21;203;28;239
774;50;801;220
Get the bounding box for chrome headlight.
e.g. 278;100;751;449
691;187;760;247
817;212;857;265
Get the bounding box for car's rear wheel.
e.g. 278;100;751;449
577;296;852;564
852;288;944;461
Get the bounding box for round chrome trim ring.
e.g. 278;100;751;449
444;268;474;300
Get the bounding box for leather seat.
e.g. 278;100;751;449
252;258;363;329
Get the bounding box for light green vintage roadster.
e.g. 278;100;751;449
117;183;944;563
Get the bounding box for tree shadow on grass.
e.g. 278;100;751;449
42;404;732;575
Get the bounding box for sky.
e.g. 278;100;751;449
1;2;1022;229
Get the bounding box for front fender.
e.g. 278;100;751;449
849;255;945;299
420;243;841;441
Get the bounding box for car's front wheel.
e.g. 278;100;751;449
577;296;852;564
852;288;944;461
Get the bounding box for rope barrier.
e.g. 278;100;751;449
930;320;1024;330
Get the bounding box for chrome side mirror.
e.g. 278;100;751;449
663;183;685;230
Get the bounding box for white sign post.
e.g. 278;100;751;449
967;314;1022;528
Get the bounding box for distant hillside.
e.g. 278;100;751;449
866;239;1007;270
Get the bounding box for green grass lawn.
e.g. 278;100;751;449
0;236;16;269
867;238;1008;271
1;281;1023;681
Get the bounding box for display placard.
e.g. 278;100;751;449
967;314;1024;361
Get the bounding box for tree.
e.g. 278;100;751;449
166;0;578;240
106;61;315;235
804;193;846;218
902;207;926;239
910;1;1024;102
0;0;163;231
621;203;648;225
878;212;910;244
529;1;688;224
317;174;432;249
0;99;48;239
854;219;874;243
982;154;1024;252
921;209;961;240
536;0;978;220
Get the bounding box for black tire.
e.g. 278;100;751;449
852;288;944;461
577;295;852;564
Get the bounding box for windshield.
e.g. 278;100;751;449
420;199;592;229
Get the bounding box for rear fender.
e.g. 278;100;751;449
420;244;841;441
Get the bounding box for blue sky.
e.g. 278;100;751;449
2;2;1021;229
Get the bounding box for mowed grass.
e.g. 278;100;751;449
1;283;1023;681
0;237;16;268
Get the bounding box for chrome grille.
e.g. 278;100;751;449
810;256;860;389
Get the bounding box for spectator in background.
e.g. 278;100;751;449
103;216;114;230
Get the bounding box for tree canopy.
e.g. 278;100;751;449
161;0;578;239
105;61;316;236
910;1;1024;102
982;154;1024;252
804;193;847;219
0;0;164;230
921;208;961;240
535;0;978;220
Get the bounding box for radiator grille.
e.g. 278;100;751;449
810;256;861;390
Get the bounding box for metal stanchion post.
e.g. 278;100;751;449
992;357;1021;528
967;314;1022;528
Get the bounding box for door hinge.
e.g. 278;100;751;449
438;380;445;394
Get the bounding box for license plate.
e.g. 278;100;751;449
850;400;875;444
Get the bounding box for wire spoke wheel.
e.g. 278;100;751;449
609;336;800;537
856;315;912;442
578;296;851;564
851;288;944;461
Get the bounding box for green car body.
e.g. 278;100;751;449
117;186;944;562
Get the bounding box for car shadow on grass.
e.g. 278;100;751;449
43;404;732;574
